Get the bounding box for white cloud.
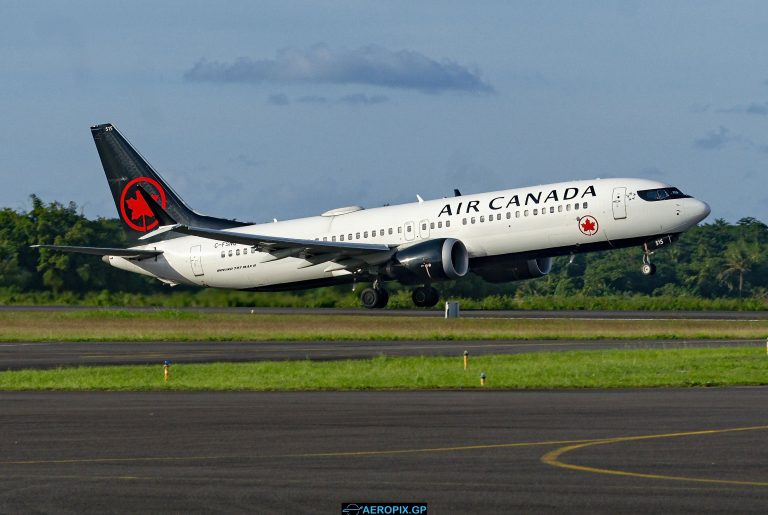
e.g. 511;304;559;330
185;44;493;94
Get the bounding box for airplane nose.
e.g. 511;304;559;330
689;199;711;223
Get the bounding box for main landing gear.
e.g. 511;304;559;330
359;282;441;309
360;285;389;309
641;247;657;276
412;285;440;308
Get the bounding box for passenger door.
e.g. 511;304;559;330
612;187;627;220
190;245;204;277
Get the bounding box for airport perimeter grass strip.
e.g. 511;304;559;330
1;311;767;341
1;347;767;391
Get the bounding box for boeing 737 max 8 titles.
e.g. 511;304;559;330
33;124;711;308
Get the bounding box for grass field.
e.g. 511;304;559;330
1;347;766;390
1;310;767;342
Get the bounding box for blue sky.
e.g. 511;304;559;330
1;1;766;223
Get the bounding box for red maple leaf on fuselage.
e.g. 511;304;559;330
581;218;596;232
125;191;160;223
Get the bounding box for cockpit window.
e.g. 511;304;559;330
637;187;691;201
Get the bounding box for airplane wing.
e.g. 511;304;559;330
155;223;391;252
31;245;162;259
136;187;395;265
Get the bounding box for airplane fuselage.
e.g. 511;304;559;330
106;177;710;291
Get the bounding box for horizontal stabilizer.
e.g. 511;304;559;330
31;245;163;259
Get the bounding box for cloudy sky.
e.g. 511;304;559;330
1;1;766;223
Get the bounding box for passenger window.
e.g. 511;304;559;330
524;210;529;216
332;236;337;242
388;228;393;235
421;223;426;230
406;226;412;233
221;251;225;258
480;216;485;222
446;220;451;227
516;211;520;218
506;212;511;219
497;213;501;220
558;205;563;213
348;233;353;240
380;229;384;236
574;203;579;210
323;237;327;241
364;231;368;238
228;250;233;257
471;217;476;224
462;218;467;225
243;248;248;255
566;204;571;212
533;209;538;215
430;222;435;229
398;227;402;234
583;202;588;209
356;232;360;239
437;221;443;228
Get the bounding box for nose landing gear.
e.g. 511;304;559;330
641;246;657;276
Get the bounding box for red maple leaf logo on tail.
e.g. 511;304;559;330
119;177;167;232
125;191;159;222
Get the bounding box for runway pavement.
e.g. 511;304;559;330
1;338;763;370
1;388;767;513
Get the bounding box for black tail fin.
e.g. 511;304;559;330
91;123;247;243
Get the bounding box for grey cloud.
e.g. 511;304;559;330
693;126;768;153
267;93;289;105
270;93;388;107
338;93;388;106
693;126;733;150
297;95;328;104
720;101;768;115
746;102;768;115
185;44;494;93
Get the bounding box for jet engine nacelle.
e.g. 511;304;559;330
473;256;553;283
385;238;469;284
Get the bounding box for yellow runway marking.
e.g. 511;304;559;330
6;425;768;489
541;425;768;487
1;438;598;466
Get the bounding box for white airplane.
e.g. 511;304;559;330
34;123;711;308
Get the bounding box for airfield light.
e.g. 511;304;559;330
480;372;486;387
463;350;469;370
163;360;172;382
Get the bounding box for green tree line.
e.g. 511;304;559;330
1;196;767;308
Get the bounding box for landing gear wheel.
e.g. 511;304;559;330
412;286;440;308
641;252;656;276
360;287;389;309
374;288;389;308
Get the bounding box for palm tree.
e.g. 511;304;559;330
718;240;761;296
